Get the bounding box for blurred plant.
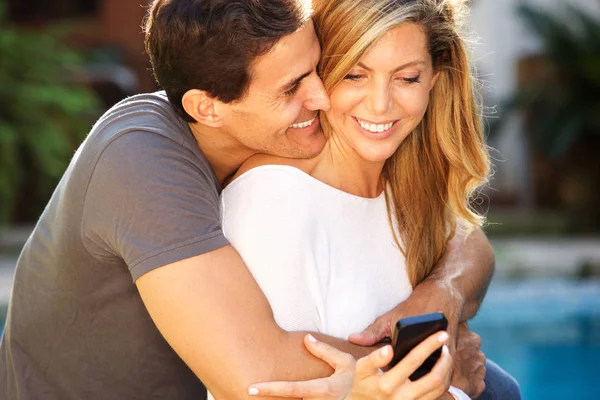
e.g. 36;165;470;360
0;0;101;224
491;4;600;158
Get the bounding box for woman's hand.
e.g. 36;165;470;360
347;331;452;400
248;331;452;400
248;334;356;399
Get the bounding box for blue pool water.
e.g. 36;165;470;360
469;279;600;400
0;278;599;399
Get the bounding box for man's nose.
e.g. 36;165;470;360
304;75;331;112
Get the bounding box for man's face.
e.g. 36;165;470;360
222;20;330;159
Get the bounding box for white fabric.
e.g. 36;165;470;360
448;385;472;400
213;165;469;399
221;165;412;337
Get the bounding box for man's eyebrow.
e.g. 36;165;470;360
357;60;427;73
280;70;312;92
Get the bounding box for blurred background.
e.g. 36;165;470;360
0;0;598;399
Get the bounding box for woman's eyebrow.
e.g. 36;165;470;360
357;60;426;73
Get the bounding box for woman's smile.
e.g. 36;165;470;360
352;116;399;139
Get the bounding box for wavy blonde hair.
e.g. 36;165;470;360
313;0;490;287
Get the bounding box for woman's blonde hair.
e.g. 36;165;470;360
313;0;490;287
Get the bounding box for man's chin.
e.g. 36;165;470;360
285;128;326;159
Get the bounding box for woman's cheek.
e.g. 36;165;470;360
405;88;431;116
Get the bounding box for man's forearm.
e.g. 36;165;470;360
138;246;376;400
425;227;495;322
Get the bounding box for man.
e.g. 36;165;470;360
0;0;519;399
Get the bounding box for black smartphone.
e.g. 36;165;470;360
387;312;448;380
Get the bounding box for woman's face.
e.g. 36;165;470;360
326;23;439;163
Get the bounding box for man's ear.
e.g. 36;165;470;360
182;89;226;127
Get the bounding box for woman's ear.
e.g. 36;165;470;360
430;69;442;91
182;89;225;128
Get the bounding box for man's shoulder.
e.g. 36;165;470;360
85;92;214;179
109;91;172;115
91;91;190;146
79;92;219;199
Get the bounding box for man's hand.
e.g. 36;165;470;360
450;323;486;398
249;334;355;399
347;283;462;352
348;227;495;351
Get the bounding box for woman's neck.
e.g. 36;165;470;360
311;138;385;198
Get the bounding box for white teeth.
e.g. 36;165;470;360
357;118;394;133
289;117;316;129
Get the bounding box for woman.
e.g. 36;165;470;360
220;0;489;398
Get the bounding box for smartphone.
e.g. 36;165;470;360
387;312;448;380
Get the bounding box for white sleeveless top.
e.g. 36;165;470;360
215;165;469;400
222;165;412;337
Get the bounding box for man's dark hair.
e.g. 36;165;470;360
144;0;306;122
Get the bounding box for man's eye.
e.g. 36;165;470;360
284;84;300;96
344;74;364;81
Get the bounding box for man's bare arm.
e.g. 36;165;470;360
250;229;495;399
349;227;495;347
424;227;495;322
136;245;372;400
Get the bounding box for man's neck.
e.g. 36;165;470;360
188;123;255;184
311;139;385;198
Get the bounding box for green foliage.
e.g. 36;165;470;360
493;4;600;159
0;7;101;224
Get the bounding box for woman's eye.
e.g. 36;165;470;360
401;75;421;84
344;74;365;81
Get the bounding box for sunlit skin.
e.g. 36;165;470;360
309;23;440;198
227;20;330;154
188;20;331;182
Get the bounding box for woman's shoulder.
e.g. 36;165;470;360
220;156;319;232
230;154;316;182
222;155;317;203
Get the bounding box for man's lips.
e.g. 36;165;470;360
289;116;318;129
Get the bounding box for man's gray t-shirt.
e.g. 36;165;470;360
0;92;228;399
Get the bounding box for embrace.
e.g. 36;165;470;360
0;0;521;399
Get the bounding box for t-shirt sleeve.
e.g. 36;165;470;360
221;167;326;332
81;130;229;281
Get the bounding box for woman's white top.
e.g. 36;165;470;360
216;165;469;400
222;165;412;336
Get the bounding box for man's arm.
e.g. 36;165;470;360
349;227;495;347
426;227;495;321
243;228;494;400
408;227;495;330
137;245;373;400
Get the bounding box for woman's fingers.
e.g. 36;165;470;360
408;341;454;400
248;377;331;398
247;336;357;398
304;334;357;371
378;331;449;393
354;345;394;380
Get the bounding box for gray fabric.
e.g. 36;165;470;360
0;92;227;399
